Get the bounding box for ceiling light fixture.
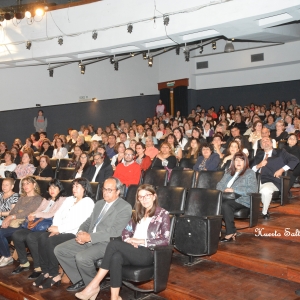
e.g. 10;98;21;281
114;61;119;71
58;36;63;46
110;55;115;64
81;65;85;74
127;23;133;34
25;11;32;18
176;46;180;55
78;61;82;67
224;40;234;53
148;56;153;67
199;40;203;54
92;30;98;40
35;7;45;17
184;44;190;62
49;69;53;77
163;15;169;26
26;41;32;50
212;41;217;50
130;52;135;57
142;51;147;60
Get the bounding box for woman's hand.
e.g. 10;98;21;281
224;188;234;192
2;216;12;228
125;238;145;248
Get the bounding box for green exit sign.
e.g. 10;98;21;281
167;81;175;87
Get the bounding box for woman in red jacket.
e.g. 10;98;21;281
135;142;151;172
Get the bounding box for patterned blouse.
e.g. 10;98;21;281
14;163;36;179
0;192;19;220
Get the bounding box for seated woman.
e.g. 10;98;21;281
145;137;159;160
0;142;8;159
219;141;241;171
233;136;249;156
152;142;177;170
203;122;214;139
0;176;43;267
135;142;152;172
167;133;183;161
248;120;263;156
21;138;38;153
0;151;17;178
14;150;36;179
88;140;100;158
0;178;19;225
141;128;158;145
184;128;206;150
36;139;53;161
11;179;66;277
31;133;40;150
75;183;170;300
111;142;126;171
28;178;94;289
129;139;137;151
193;143;220;171
33;155;54;180
264;114;276;131
11;146;21;165
173;127;188;150
72;153;94;181
216;152;258;242
67;146;83;167
184;138;201;159
52;137;69;159
270;120;289;142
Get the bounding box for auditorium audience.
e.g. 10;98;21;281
74;183;170;300
0;176;43;267
36;139;53;161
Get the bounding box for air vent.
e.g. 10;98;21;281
251;53;264;62
197;61;208;69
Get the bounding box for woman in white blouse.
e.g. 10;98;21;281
28;178;94;289
0;151;16;178
52;137;69;159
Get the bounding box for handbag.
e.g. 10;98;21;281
222;192;242;200
22;217;53;232
10;218;25;228
4;171;17;180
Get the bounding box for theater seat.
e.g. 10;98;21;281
179;158;198;169
168;170;196;189
195;170;225;189
56;167;75;180
143;169;167;186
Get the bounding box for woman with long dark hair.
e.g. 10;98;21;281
72;153;94;181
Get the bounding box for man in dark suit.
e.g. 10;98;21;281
225;125;250;150
54;177;132;292
251;137;299;219
91;152;113;184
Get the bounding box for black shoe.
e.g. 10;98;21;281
11;265;30;275
220;233;236;243
263;212;270;220
66;279;85;292
28;271;42;279
295;290;300;296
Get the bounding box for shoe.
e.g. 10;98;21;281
39;276;61;289
295;289;300;296
220;233;236;243
263;212;270;220
11;265;30;275
0;257;13;267
28;271;42;279
33;273;48;286
75;287;100;300
67;279;86;292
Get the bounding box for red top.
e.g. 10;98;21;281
138;155;152;172
114;162;141;186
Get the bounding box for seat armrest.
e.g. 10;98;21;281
280;176;290;205
248;193;261;227
206;217;222;256
169;210;185;216
202;215;223;220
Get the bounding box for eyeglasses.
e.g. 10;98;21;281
102;187;117;193
138;193;153;201
124;153;133;157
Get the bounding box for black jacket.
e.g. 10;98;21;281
92;162;114;185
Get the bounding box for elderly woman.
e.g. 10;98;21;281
52;137;69;159
75;183;170;300
270;120;289;142
0;178;19;225
216;152;258;242
14;150;36;179
135;142;152;172
193;143;220;171
0;176;43;267
29;178;94;289
72;153;94;181
33;155;54;180
11;179;66;278
0;151;17;178
152;142;177;170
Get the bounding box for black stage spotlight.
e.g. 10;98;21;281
176;46;180;55
58;36;63;46
15;11;25;20
163;15;169;26
148;56;153;67
26;41;32;50
184;47;190;62
81;65;85;74
143;51;147;60
127;23;133;34
212;41;216;50
92;30;98;40
114;61;119;71
49;69;54;77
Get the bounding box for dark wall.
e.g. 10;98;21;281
188;80;300;112
0;94;159;146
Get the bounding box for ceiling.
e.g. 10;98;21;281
0;0;299;69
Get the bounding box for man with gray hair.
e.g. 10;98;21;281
55;177;132;292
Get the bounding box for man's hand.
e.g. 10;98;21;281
1;216;12;228
258;159;268;169
274;168;284;178
76;231;91;244
48;226;59;233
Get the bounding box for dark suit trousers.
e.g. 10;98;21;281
221;199;247;235
101;240;154;287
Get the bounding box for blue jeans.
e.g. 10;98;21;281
0;226;21;257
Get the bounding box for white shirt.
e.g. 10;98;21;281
92;163;103;182
53;196;94;234
91;134;102;141
52;148;69;159
132;217;152;246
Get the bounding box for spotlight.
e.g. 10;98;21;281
130;52;135;57
78;61;82;68
212;41;216;50
0;15;4;22
25;11;32;18
199;46;203;54
176;46;180;55
35;8;45;17
92;98;98;102
224;41;234;53
15;12;24;20
148;56;153;67
184;46;190;62
4;12;12;20
163;15;169;26
81;65;85;74
92;30;98;40
127;23;133;34
58;36;63;46
26;41;32;50
142;52;147;60
49;69;53;77
110;56;115;64
114;61;119;71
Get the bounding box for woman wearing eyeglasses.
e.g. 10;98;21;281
75;183;170;300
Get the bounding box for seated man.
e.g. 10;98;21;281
113;148;141;187
91;152;113;184
54;178;132;292
105;134;117;159
252;137;299;219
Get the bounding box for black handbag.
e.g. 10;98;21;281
4;171;17;179
222;192;242;200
